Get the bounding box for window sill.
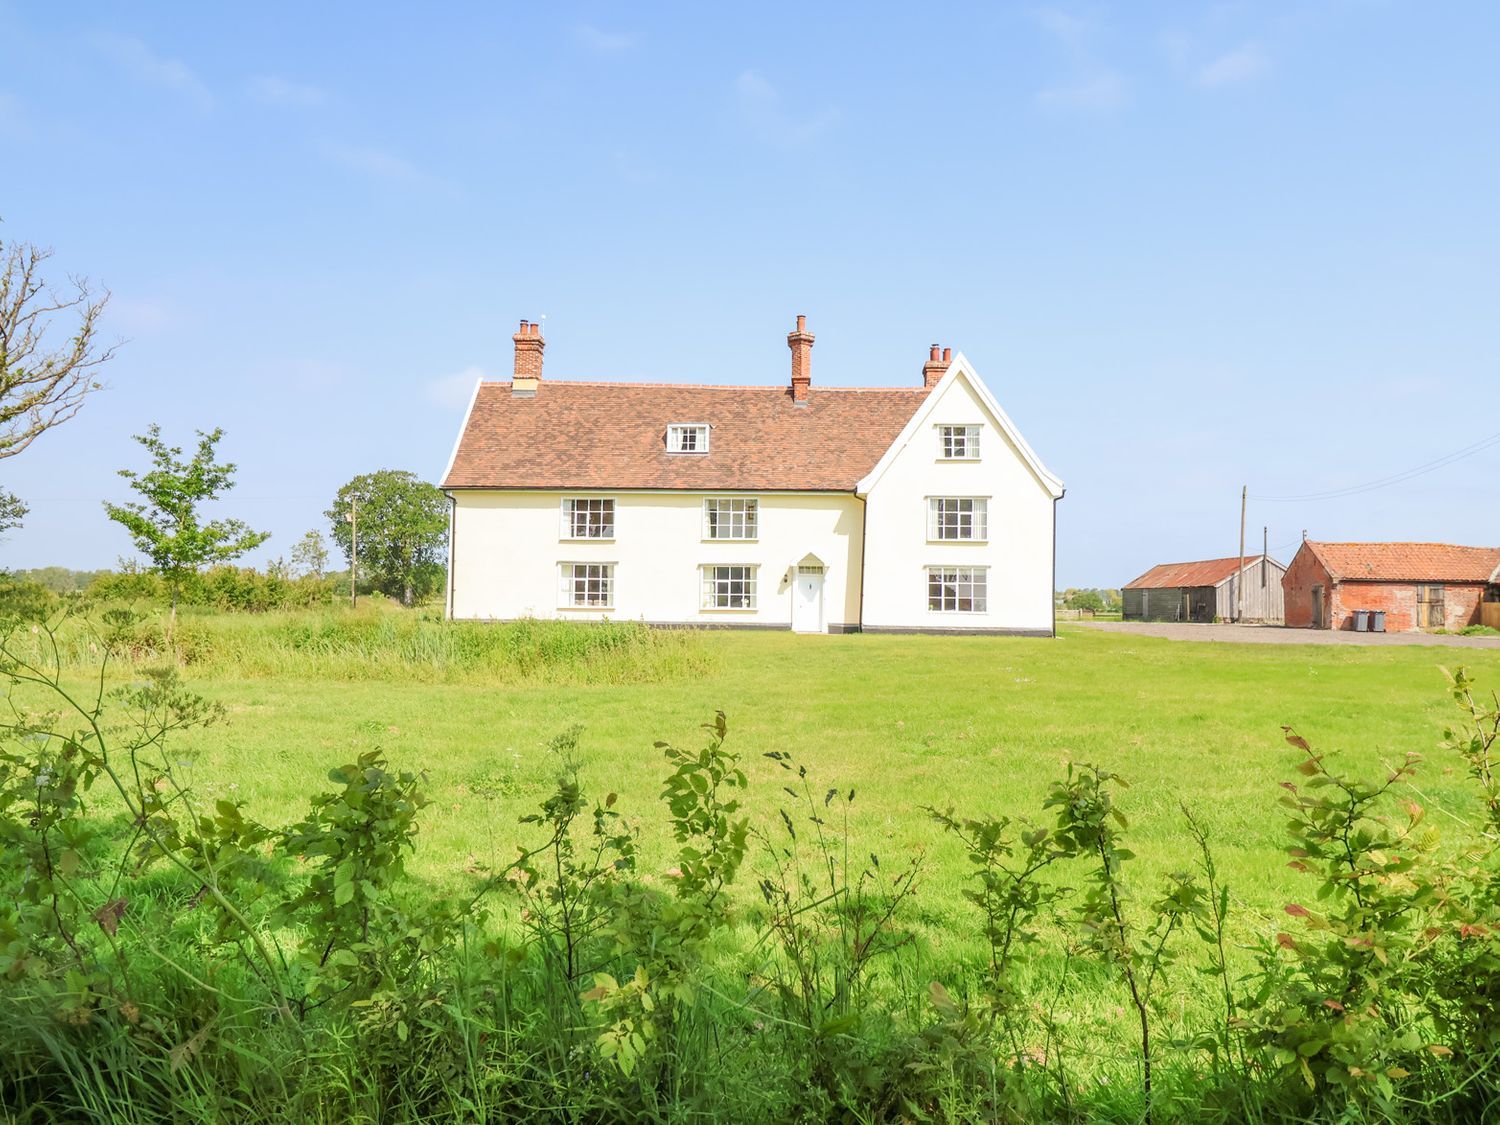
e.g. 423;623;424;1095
559;537;616;543
925;539;989;546
935;458;981;463
701;537;759;544
701;606;759;613
557;605;616;612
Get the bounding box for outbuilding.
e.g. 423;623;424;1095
1121;555;1286;623
1283;541;1500;632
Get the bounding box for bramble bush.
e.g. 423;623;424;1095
3;606;1500;1122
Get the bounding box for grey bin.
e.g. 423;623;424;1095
1353;609;1370;632
1370;610;1386;633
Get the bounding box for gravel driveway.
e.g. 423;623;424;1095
1075;621;1500;648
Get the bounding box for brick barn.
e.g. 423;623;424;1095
1282;541;1500;632
1122;555;1286;623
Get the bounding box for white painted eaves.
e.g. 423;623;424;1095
855;353;1064;499
440;376;486;488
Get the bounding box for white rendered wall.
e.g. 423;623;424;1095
860;372;1056;632
449;491;863;628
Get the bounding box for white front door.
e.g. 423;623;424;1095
793;567;825;633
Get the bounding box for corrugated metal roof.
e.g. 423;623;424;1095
1304;541;1500;583
1123;555;1278;590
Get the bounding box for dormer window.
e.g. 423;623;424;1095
667;423;710;454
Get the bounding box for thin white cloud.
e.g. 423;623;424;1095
92;33;212;110
1032;8;1126;112
247;74;327;108
575;23;640;54
1036;72;1127;112
428;366;487;410
323;143;432;186
1197;42;1270;87
735;69;839;146
1033;6;1093;51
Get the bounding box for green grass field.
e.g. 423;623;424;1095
163;622;1500;955
12;608;1500;1120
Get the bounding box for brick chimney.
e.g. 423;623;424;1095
512;319;544;395
787;314;814;404
922;344;951;388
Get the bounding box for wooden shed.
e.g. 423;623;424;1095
1122;555;1286;623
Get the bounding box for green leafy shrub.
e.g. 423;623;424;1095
5;607;1500;1123
88;565;335;612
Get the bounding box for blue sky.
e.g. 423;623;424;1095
1;1;1496;586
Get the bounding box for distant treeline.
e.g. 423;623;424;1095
3;564;361;613
8;566;114;593
1056;587;1121;611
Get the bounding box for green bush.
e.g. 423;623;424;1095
4;612;1500;1122
87;565;336;612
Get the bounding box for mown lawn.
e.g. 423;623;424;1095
167;623;1500;960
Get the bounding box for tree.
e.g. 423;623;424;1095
1;235;115;461
1066;589;1106;613
291;529;329;579
0;490;24;534
0;231;118;537
326;471;447;606
103;425;270;615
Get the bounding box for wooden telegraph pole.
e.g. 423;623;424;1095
1236;485;1247;623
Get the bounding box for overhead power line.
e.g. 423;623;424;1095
1251;429;1500;503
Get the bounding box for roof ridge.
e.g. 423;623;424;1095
480;379;928;392
1309;540;1500;550
1152;554;1265;566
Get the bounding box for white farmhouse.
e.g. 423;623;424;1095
441;317;1063;634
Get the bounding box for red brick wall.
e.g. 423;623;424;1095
1334;582;1485;633
1282;543;1490;632
1282;546;1331;628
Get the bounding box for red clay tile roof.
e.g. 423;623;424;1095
1304;541;1500;584
1123;556;1275;590
442;380;931;491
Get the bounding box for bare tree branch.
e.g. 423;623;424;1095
0;236;118;460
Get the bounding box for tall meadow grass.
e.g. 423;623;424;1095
6;604;715;685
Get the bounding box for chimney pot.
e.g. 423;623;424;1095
787;315;815;404
922;341;951;388
512;316;546;392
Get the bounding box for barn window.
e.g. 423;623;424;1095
927;497;988;541
560;563;614;608
938;425;980;460
927;567;987;613
562;497;615;539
